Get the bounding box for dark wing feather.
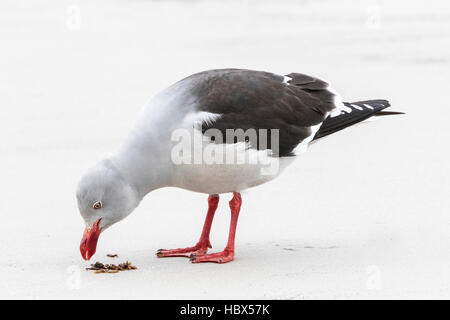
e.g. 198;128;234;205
187;69;336;156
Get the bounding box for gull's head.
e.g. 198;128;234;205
76;159;140;261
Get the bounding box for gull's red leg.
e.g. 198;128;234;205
156;194;219;258
190;192;241;264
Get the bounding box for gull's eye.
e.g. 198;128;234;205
93;201;102;210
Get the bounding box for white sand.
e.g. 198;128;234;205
1;0;450;299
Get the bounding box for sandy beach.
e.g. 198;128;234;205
1;0;450;299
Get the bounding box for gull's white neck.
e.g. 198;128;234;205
108;82;197;198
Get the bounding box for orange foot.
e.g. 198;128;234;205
189;249;234;264
156;242;211;258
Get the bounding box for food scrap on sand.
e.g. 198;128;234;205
86;261;137;274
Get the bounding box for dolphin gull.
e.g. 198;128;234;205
77;69;400;263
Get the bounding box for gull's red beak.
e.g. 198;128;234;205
80;218;102;261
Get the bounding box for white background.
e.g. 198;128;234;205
1;0;449;299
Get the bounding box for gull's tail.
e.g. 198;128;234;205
314;100;403;140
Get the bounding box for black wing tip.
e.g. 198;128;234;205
349;100;405;115
345;99;390;109
314;98;402;140
376;110;405;116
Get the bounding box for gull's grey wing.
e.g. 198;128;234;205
184;69;337;156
